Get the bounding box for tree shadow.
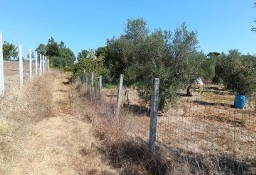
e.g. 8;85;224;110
205;86;226;91
123;104;150;116
193;100;233;108
177;92;191;97
101;138;170;175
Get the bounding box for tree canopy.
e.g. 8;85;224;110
214;50;256;96
36;37;75;69
77;49;89;61
105;18;203;109
3;41;18;60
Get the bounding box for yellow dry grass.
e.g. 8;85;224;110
0;62;117;175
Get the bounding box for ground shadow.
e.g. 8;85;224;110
205;86;226;91
123;104;150;116
193;100;233;108
101;139;170;175
177;92;191;97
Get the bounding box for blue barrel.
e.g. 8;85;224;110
234;95;246;109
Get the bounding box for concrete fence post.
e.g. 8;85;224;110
39;54;42;76
99;75;102;98
29;49;32;79
116;74;124;117
35;51;38;76
19;44;23;87
0;32;4;96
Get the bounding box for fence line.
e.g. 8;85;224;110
78;70;256;174
0;32;48;96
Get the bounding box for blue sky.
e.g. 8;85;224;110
0;0;255;57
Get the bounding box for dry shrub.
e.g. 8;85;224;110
76;82;173;174
103;139;170;175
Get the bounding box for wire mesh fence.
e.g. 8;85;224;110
78;72;256;174
156;84;256;174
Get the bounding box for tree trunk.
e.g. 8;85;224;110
187;84;192;96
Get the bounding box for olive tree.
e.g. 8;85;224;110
216;50;256;96
106;18;201;110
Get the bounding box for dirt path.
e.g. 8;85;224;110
8;72;115;175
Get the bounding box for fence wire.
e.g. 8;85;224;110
156;85;256;174
78;72;256;174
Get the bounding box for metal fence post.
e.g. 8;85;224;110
99;75;102;98
149;78;160;154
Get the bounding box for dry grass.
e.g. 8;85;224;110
0;63;118;174
0;70;55;174
75;83;174;174
2;61;254;174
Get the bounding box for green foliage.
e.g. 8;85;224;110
59;47;75;67
105;18;201;110
3;41;18;60
95;46;107;57
46;37;60;57
51;56;67;68
215;50;256;96
36;44;47;55
72;50;107;83
36;37;75;69
201;52;221;83
201;57;216;82
125;18;149;40
77;50;89;61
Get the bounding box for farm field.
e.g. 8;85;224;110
0;61;255;174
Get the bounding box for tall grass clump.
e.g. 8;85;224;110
75;80;173;175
